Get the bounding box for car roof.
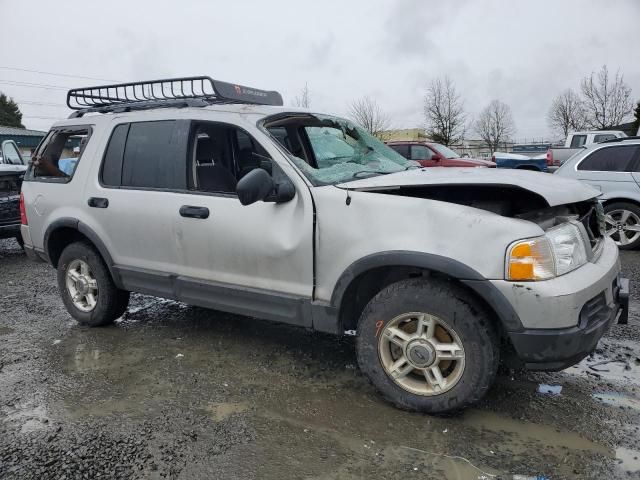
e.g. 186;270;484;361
49;104;315;129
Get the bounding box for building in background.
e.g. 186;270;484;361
0;126;46;160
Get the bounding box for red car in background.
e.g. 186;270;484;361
386;141;496;168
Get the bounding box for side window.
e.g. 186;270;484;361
31;127;90;181
594;134;615;143
410;145;433;161
389;144;409;158
101;124;130;187
578;146;640;172
190;122;272;194
121;121;187;190
570;135;587;148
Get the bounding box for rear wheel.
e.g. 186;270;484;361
604;202;640;250
14;235;24;250
57;241;130;326
355;278;499;413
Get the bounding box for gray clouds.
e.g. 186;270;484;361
0;0;638;138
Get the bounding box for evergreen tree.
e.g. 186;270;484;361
0;93;24;128
632;101;640;135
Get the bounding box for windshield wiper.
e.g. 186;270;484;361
351;170;391;178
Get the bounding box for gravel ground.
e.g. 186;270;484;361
1;238;640;479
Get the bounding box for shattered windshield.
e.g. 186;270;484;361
265;114;417;185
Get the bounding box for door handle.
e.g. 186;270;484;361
179;205;209;219
88;197;109;208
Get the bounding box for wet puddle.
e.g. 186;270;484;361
207;402;249;421
593;392;640;412
564;339;640;385
462;410;611;456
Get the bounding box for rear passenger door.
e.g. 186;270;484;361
575;145;640;196
94;117;314;325
90;119;192;293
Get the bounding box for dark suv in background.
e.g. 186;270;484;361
386;141;495;168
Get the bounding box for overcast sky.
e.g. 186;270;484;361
1;0;638;140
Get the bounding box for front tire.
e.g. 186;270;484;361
57;241;130;327
356;278;499;414
604;202;640;250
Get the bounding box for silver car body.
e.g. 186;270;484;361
554;139;640;204
21;104;625;370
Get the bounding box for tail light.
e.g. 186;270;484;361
546;150;553;166
19;192;28;225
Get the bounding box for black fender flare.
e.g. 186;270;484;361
43;217;122;286
329;251;523;332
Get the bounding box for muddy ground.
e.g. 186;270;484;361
1;238;639;480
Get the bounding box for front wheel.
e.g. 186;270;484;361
356;278;499;413
57;241;130;327
604;202;640;250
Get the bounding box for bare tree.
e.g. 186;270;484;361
423;76;465;146
580;65;633;129
293;83;311;108
547;89;586;138
348;96;391;137
474;100;516;154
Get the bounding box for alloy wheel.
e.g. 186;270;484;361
604;209;640;247
65;259;98;312
378;312;465;396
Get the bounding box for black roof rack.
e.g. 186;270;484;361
67;76;283;118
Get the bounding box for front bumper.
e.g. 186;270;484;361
508;275;628;371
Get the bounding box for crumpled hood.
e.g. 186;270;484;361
337;167;599;207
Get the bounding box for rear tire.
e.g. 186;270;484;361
604;202;640;250
57;241;130;327
355;278;499;414
14;235;24;250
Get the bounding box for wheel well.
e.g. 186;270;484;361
338;266;505;337
602;198;640;209
47;227;91;267
515;165;540;171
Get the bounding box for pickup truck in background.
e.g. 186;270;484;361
547;130;628;170
0;140;27;248
491;152;548;172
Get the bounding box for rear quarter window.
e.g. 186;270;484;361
577;145;640;172
27;126;91;183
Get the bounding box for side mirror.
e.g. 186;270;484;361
237;168;275;206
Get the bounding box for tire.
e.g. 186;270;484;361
57;241;130;327
356;278;499;414
14;235;24;250
603;202;640;250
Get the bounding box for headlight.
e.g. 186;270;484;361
507;222;588;281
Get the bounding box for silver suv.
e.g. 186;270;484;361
555;137;640;249
20;77;629;413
